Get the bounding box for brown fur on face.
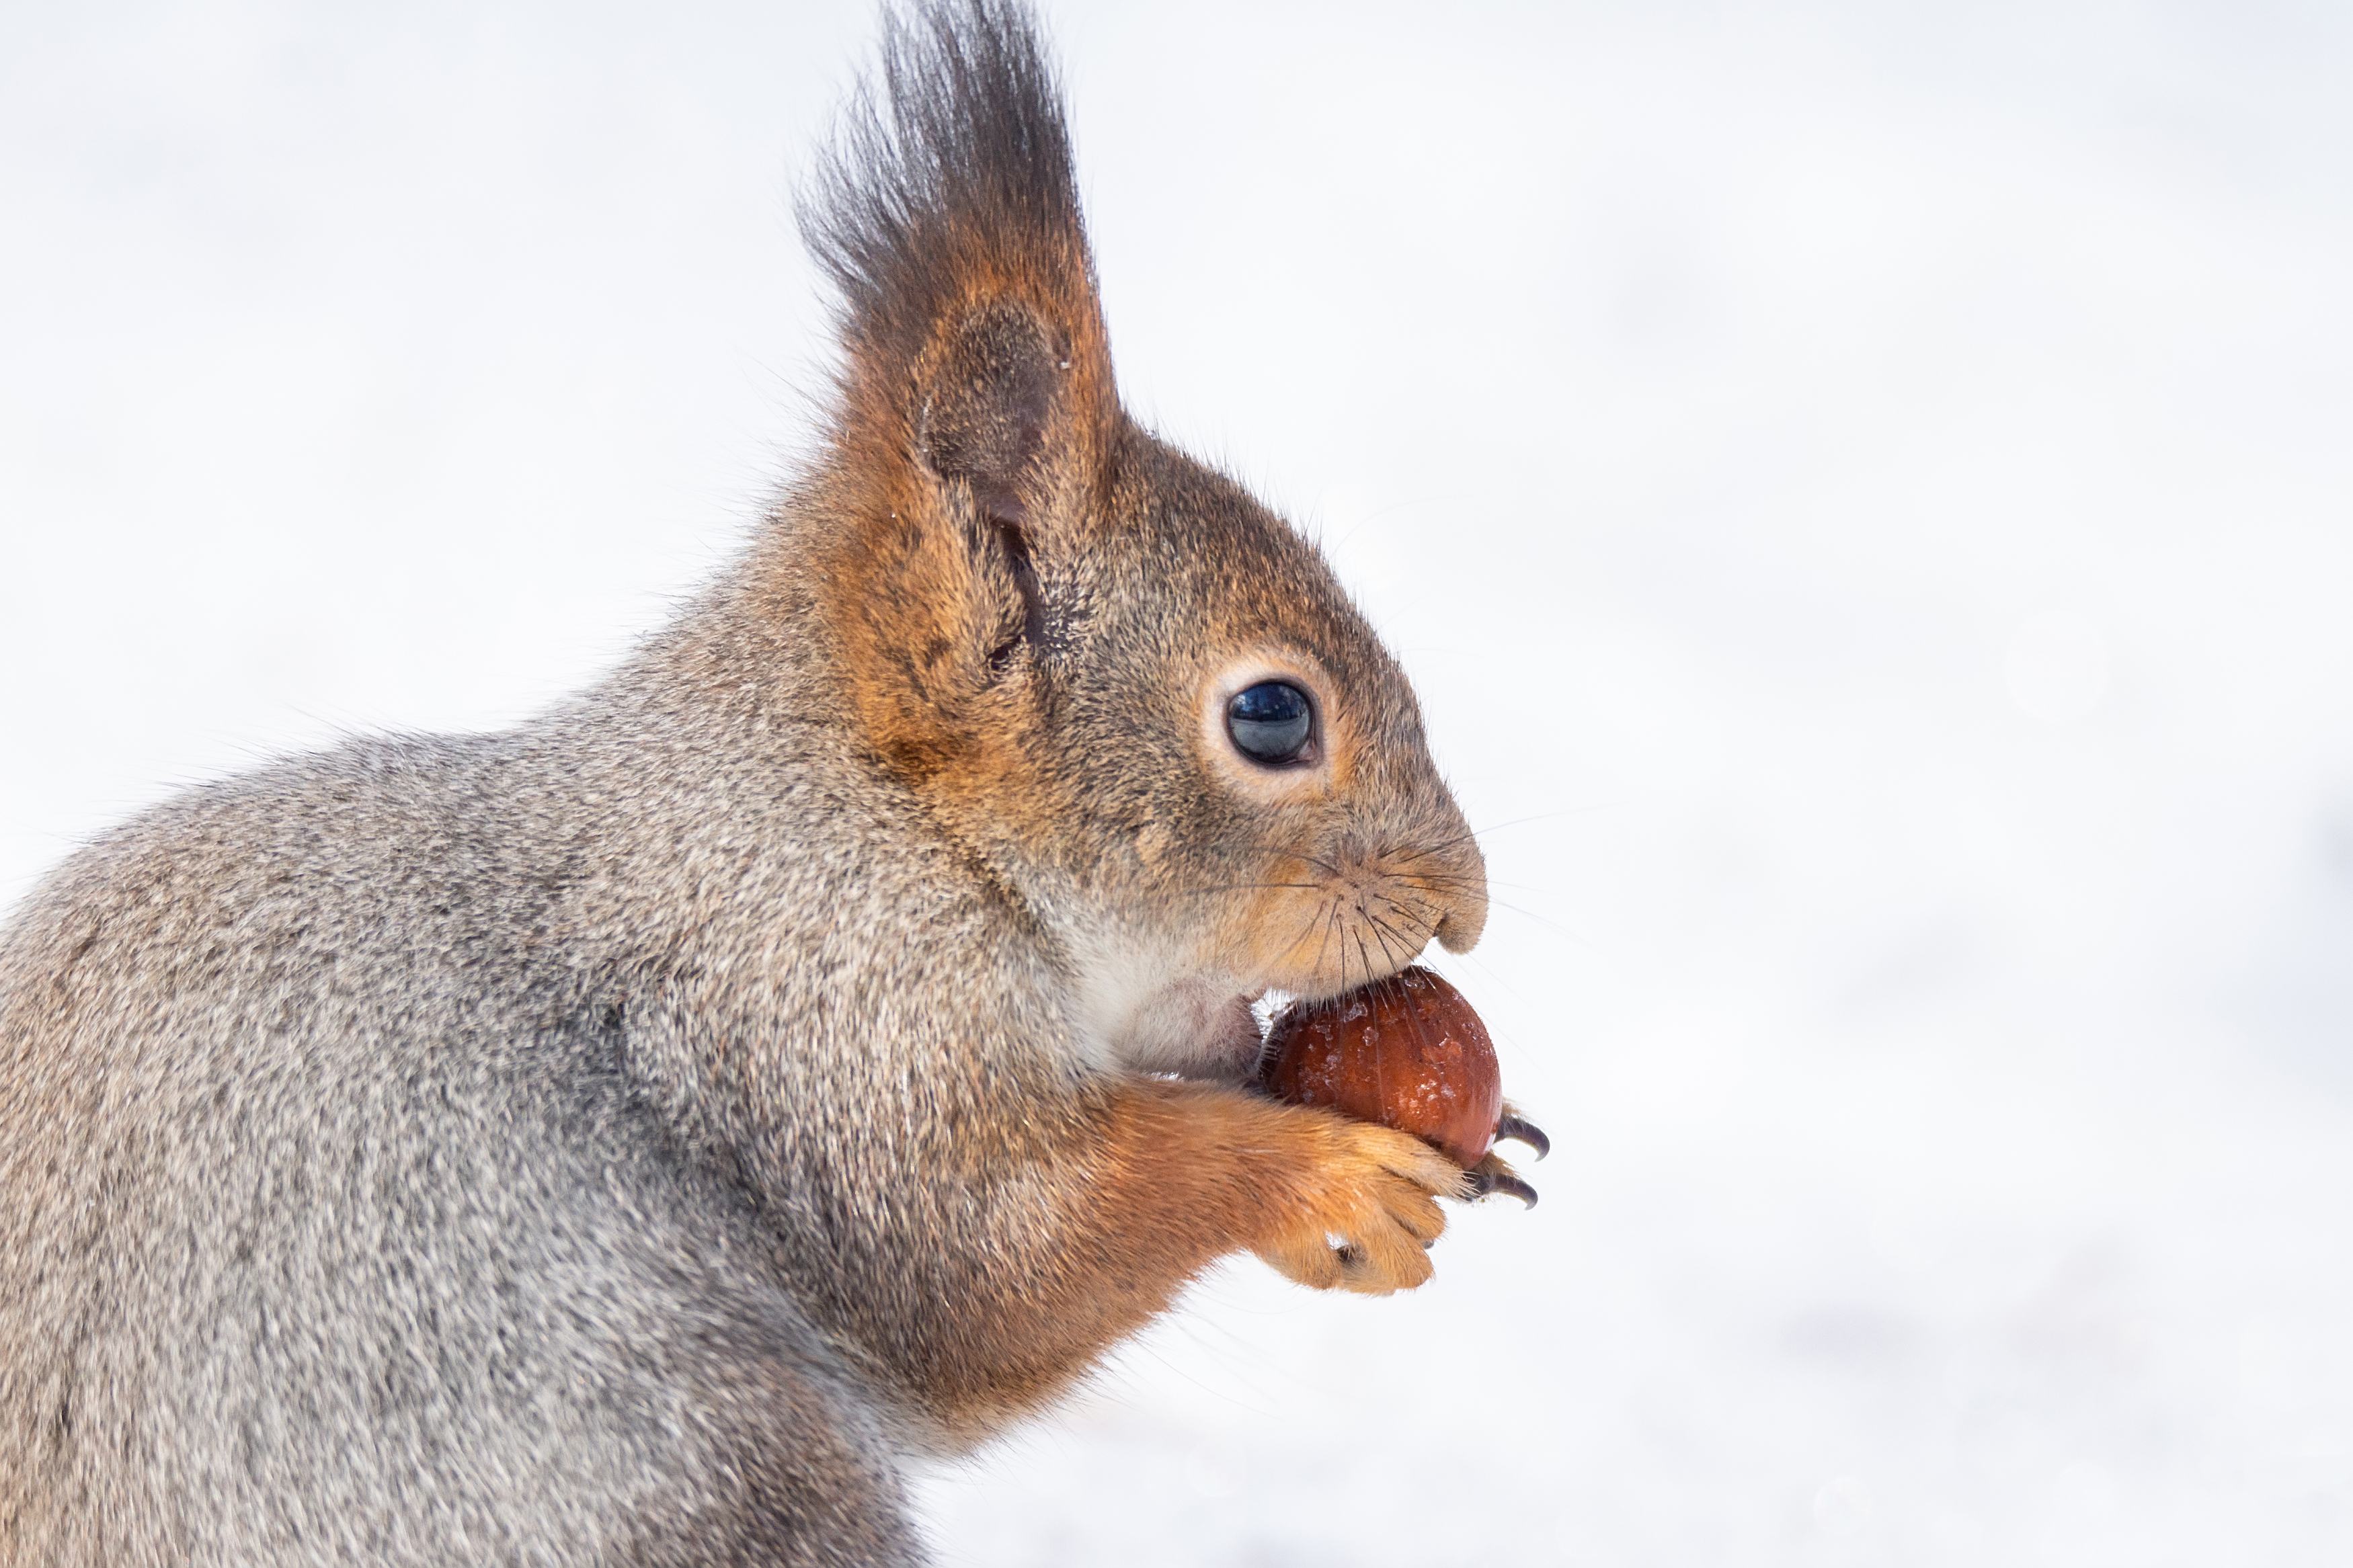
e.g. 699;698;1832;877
0;3;1494;1561
782;19;1486;1009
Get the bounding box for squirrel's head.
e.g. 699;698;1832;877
783;0;1486;1077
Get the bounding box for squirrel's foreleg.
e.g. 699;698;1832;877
904;1077;1465;1438
1088;1077;1468;1297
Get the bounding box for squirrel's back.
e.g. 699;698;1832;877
0;667;964;1561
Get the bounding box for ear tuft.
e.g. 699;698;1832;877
799;0;1103;409
793;1;1110;780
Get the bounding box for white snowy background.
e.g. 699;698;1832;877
5;1;2350;1563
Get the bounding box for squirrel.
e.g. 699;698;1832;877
0;1;1491;1562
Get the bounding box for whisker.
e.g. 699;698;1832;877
1370;886;1439;940
1442;947;1544;1014
1378;901;1439;948
1382;810;1601;866
1382;876;1457;911
1381;870;1567;938
1397;874;1556;898
1361;909;1419;973
1363;907;1404;973
1312;899;1339;988
1384;833;1485;866
1274;900;1327;972
1447;892;1573;937
1195;839;1343;878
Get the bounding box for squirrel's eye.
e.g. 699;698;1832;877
1226;681;1314;765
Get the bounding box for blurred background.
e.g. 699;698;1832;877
5;1;2350;1562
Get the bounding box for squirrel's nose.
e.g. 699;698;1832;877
1434;902;1484;954
1431;875;1486;954
1425;814;1487;955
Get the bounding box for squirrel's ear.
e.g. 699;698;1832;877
795;1;1115;774
915;296;1069;531
803;0;1115;542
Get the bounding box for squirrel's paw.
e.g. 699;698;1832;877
1252;1121;1468;1296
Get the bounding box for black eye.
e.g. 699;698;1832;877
1226;681;1314;765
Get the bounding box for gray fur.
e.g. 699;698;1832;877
0;688;941;1564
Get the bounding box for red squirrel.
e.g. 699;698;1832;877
0;3;1490;1560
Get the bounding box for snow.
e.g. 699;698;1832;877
5;2;2350;1563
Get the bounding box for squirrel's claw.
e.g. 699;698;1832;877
1495;1102;1550;1162
1466;1149;1539;1208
